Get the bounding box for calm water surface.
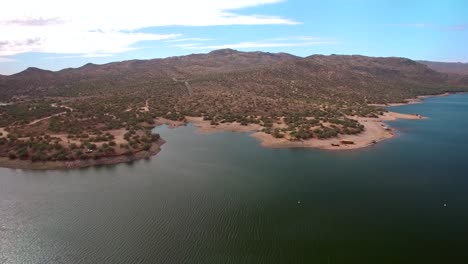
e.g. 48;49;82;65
1;94;468;263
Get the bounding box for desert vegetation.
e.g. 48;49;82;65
1;49;467;166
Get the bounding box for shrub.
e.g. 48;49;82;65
272;128;284;138
143;143;151;151
8;152;17;159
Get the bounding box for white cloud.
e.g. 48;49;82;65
0;0;296;57
0;30;180;57
165;38;213;43
174;43;202;48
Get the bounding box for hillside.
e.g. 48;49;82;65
419;60;468;75
419;60;468;86
1;50;467;167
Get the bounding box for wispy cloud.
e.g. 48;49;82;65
44;53;115;60
0;57;15;63
386;23;468;31
0;0;297;58
173;43;202;48
0;30;180;57
174;37;337;50
444;24;468;31
387;23;433;28
0;38;42;56
5;17;64;26
165;38;213;43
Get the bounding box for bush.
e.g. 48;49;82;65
17;148;29;159
8;152;17;159
314;127;338;139
291;128;312;140
272;128;284;138
56;153;67;161
89;143;97;150
143;143;151;151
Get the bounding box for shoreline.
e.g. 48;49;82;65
0;139;165;171
184;112;426;151
155;93;448;151
0;92;454;170
369;93;449;107
253;112;425;150
369;92;465;107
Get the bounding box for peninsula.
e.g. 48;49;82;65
1;49;467;169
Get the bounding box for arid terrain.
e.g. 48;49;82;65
1;49;467;169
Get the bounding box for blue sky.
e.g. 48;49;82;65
0;0;467;75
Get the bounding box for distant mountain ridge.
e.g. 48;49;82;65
419;60;468;86
8;49;296;77
419;60;468;75
1;49;467;104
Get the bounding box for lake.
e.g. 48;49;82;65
1;94;468;263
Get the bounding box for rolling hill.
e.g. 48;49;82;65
1;50;467;166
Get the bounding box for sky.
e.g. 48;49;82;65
0;0;467;75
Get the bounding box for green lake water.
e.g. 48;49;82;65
1;94;468;263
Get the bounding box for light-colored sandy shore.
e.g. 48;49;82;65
185;117;263;133
182;112;426;151
417;92;451;99
155;117;186;128
0;127;8;137
377;111;426;121
369;92;451;107
252;112;424;150
369;98;422;107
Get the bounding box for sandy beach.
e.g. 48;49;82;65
251;113;422;150
155;117;186;128
181;112;426;151
185;117;263;133
369;98;423;107
369;92;451;107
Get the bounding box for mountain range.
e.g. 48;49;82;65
1;49;466;104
